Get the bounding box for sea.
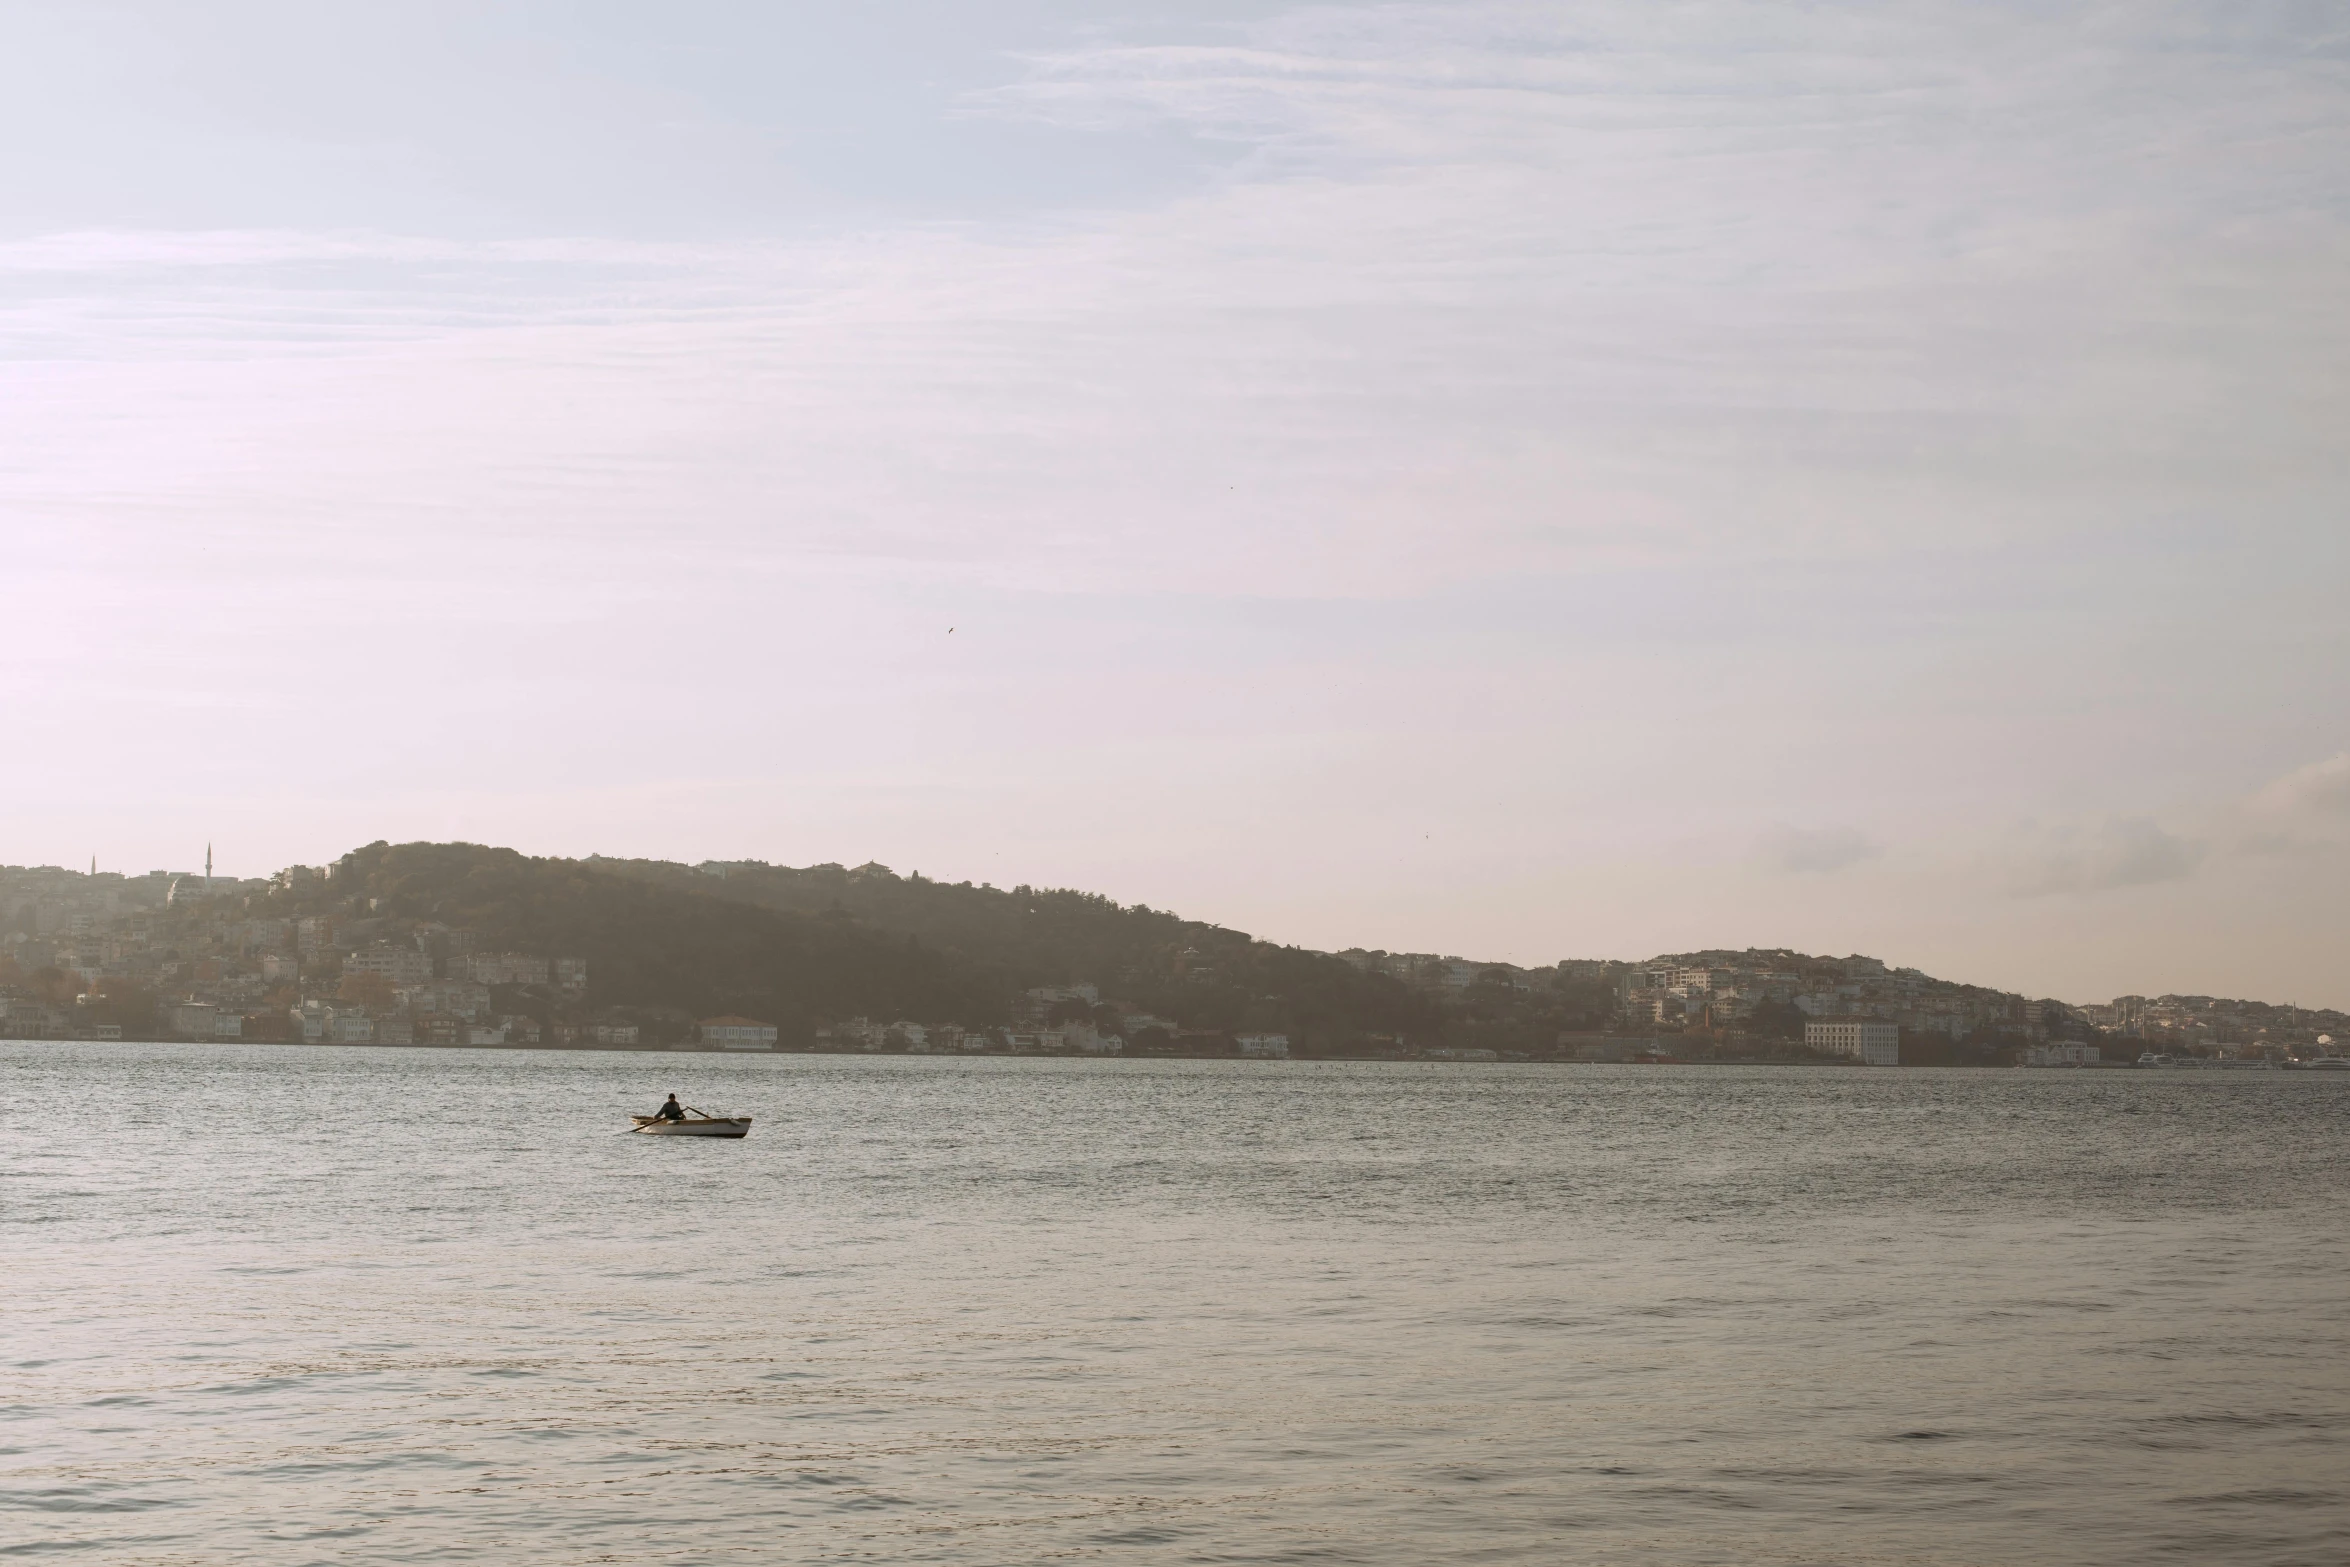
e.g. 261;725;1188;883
6;1043;2348;1565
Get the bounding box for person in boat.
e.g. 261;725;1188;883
655;1093;686;1122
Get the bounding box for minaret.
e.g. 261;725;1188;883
206;843;214;889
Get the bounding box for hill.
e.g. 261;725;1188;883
249;843;1438;1046
283;842;996;1036
581;854;1441;1043
19;843;2340;1060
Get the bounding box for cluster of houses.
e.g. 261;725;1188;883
1607;952;2017;1039
795;985;1293;1057
0;861;618;1045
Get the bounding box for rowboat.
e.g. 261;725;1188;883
629;1115;753;1138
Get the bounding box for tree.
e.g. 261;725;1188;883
338;971;396;1011
81;978;158;1036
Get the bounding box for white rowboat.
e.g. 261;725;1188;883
629;1115;753;1138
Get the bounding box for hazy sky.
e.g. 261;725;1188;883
5;1;2346;1005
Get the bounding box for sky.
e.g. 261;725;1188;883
3;1;2346;1006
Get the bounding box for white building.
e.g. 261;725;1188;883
1236;1033;1291;1058
400;980;492;1020
2022;1042;2101;1067
1055;1020;1124;1053
1019;983;1100;1022
700;1015;779;1050
554;956;589;995
469;952;551;986
1806;1017;1900;1066
346;944;432;986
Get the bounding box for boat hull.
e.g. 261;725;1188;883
630;1116;753;1138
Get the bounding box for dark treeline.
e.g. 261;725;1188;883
281;843;1439;1047
583;853;1441;1046
318;843;987;1039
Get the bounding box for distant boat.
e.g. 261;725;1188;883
629;1115;753;1138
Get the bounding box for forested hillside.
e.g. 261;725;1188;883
287;843;996;1035
585;855;1441;1043
253;844;1437;1046
33;842;2301;1062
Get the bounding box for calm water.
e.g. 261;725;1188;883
6;1045;2348;1565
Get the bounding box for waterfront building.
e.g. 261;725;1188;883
1805;1016;1900;1065
700;1015;778;1050
2022;1042;2101;1067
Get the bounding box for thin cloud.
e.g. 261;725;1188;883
1758;825;1880;875
9;3;2345;595
2231;829;2306;858
2004;819;2202;898
2254;752;2350;818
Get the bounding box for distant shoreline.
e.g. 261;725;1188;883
10;1037;2180;1067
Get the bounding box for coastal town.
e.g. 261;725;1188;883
3;855;2344;1067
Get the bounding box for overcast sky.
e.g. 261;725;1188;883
4;1;2346;1006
